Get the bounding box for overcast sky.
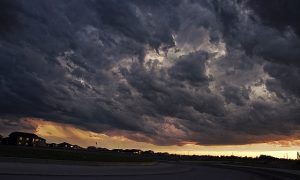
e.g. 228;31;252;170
1;0;300;147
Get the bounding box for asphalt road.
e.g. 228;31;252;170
0;161;294;180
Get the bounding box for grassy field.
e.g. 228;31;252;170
1;145;300;171
0;145;153;162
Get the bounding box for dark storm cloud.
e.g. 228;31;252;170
0;0;300;146
264;63;300;98
247;0;300;35
169;52;209;83
222;84;249;106
90;0;179;49
0;0;19;34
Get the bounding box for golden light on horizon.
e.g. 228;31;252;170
21;118;300;160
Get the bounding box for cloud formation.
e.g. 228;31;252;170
0;0;300;146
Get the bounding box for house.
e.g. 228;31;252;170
122;149;142;154
87;146;97;151
112;149;123;153
1;137;9;145
47;143;58;148
2;132;46;147
57;142;72;149
47;143;81;149
143;150;154;154
72;145;83;150
97;147;109;151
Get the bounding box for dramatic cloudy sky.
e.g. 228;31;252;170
1;0;300;153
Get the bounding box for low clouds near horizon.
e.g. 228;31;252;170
1;0;300;146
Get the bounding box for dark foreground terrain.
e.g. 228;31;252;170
1;145;300;179
1;145;300;171
0;161;282;180
0;145;153;162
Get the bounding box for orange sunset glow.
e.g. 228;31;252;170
10;118;296;160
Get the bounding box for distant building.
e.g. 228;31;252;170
143;150;154;154
72;145;83;150
87;146;97;151
1;132;46;147
50;142;82;150
47;143;58;148
57;142;72;149
97;147;109;151
112;149;123;153
111;149;142;154
87;146;108;151
122;149;142;154
0;134;2;143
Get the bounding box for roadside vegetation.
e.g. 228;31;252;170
1;145;300;170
